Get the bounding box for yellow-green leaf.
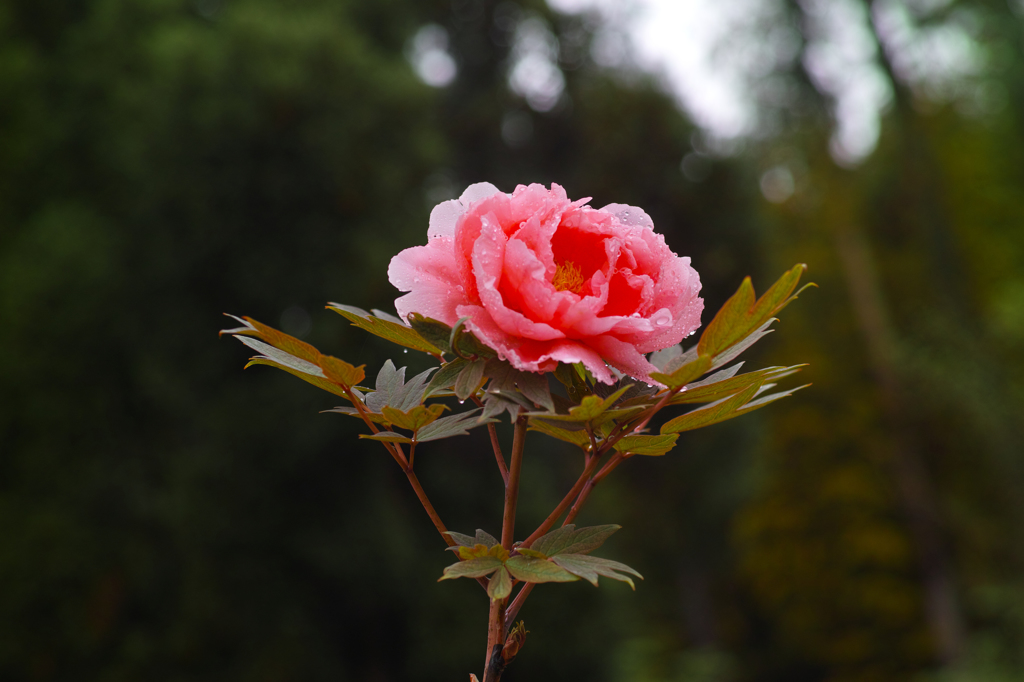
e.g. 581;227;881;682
650;354;713;389
660;383;761;434
329;304;443;355
613;433;679;456
504;556;579;584
487;567;513;600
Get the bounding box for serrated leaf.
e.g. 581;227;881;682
320;355;366;387
481;393;522;423
439;557;504;580
454;359;486;401
511;371;554;412
416;409;493;442
365;360;404;412
390;367;436;411
551;554;643;589
613;433;679;456
487;567;513;600
531;524;621;557
504;556;579;583
660;382;761;434
425;358;469;397
527;419;592;449
407;313;454;354
697;264;808;358
359;431;413;444
328;304;443;355
649;354;713;389
381;404;447;431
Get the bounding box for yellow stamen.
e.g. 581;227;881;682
552;260;585;294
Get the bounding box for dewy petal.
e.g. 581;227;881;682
599;203;654;231
588;335;660;384
461;304;614;383
389;237;464;325
428;183;503;239
472;214;564;341
460;182;503;206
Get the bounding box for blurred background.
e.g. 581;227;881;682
2;0;1023;680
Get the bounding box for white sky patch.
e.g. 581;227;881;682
407;24;458;88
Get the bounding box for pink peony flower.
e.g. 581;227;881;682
388;183;703;384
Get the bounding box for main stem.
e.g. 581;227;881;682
483;409;528;682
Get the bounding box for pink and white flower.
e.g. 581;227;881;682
388;183;703;384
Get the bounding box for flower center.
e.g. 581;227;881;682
552;260;585;294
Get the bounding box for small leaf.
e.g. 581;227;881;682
328;304;443;355
389;367;437;411
527;419;591;449
709;318;775;370
223;315;322;364
513;372;554;412
648;344;683;371
407;313;454;354
322;405;389;423
649;354;713;389
527;385;632;423
235;336;323;377
381;404;447;431
614;433;679;456
481;394;522;423
696;265;809;358
487;567;513;600
474;529;500;547
425;358;469;397
530;524;621;557
439;557;503;580
735;383;811;415
417;409;493;442
454;359;486;401
670;365;805;405
551;554;643;589
443;531;477;548
245;358;350;399
660;382;761;434
504;556;579;584
516;548;548;559
359;431;413;444
450;316;496;359
320;355;366;387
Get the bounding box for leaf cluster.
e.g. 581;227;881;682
439;525;642;601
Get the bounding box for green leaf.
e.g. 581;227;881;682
512;371;554;411
407;313;454;354
660;382;761;434
328;304;443;355
425;358;469;397
443;531;477;548
649;354;713;389
554;362;592;402
245;358;350;399
439;557;504;580
416;409;493;442
474;529;500;547
450;316;497;359
453;359;486;401
516;548;548;559
670;365;805;405
359;431;413;443
550;554;643;589
235;335;323;377
613;433;679;456
487;567;513;601
696;264;809;358
735;383;811;415
222;315;322;364
322;405;389;423
381;404;447;431
504;556;579;583
320;355;366;387
530;524;621;557
527;419;592;449
527;385;632;423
